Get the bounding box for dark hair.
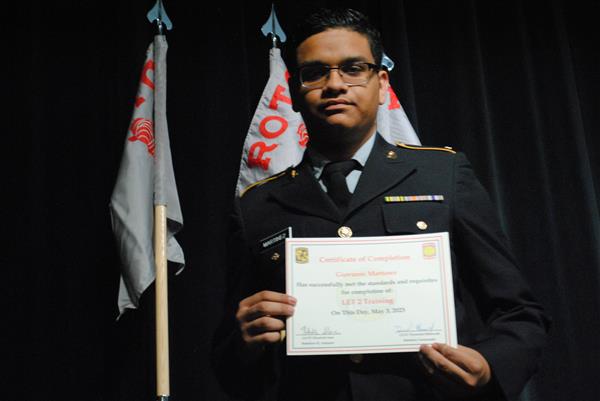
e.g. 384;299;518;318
283;8;383;72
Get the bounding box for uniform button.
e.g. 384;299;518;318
416;221;428;230
291;169;298;178
271;252;280;261
349;354;364;364
337;226;353;238
386;150;397;159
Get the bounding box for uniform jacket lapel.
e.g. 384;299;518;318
268;135;416;222
269;161;342;222
346;135;416;217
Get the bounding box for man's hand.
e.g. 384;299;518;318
236;290;296;347
418;343;492;397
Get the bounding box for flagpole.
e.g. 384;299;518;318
154;204;170;400
148;1;173;399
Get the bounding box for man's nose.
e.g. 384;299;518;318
323;68;348;91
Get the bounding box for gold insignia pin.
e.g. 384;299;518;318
291;169;298;178
271;252;280;261
386;150;397;159
416;221;428;230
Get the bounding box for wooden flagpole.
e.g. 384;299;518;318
154;204;170;400
149;2;174;398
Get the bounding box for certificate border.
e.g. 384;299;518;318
286;233;456;355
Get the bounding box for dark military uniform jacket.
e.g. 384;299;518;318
214;135;549;401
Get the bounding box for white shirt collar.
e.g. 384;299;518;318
306;132;377;179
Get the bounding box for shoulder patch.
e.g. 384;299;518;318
240;170;288;197
396;142;456;154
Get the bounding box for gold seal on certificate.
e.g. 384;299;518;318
285;233;457;356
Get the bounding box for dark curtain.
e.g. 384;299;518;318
6;0;599;400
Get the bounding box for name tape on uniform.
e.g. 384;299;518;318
260;227;293;249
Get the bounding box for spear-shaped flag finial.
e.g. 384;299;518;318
381;52;395;71
147;0;173;34
261;4;286;48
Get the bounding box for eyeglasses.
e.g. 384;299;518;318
298;62;380;89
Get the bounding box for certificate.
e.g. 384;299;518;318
285;233;457;355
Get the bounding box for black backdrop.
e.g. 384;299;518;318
6;1;599;400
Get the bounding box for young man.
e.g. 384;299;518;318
214;8;548;401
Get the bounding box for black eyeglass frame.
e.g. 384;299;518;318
298;62;381;89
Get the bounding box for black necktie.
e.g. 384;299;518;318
321;160;361;212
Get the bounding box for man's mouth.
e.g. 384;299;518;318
321;99;353;112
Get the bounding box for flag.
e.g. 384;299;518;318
110;36;184;317
236;48;420;195
377;85;420;146
236;48;306;195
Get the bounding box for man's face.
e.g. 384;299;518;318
292;28;389;147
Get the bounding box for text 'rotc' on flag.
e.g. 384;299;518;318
248;70;308;171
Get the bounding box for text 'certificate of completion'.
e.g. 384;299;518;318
285;233;456;356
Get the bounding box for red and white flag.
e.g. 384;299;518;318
236;49;420;194
110;36;184;316
236;48;306;195
377;85;420;146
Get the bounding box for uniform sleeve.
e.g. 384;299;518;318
451;153;550;400
211;197;274;399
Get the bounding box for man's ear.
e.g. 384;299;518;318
378;69;390;105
